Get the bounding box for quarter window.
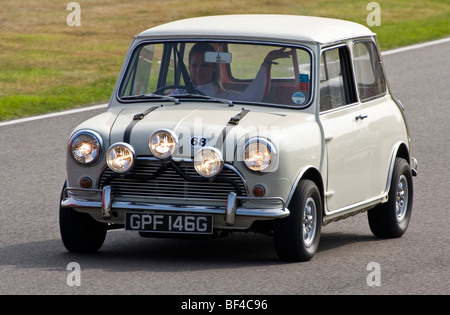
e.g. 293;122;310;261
352;41;386;101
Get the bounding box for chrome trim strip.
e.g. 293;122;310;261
323;195;385;225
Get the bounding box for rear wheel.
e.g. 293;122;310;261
59;182;107;252
274;180;322;262
368;158;413;238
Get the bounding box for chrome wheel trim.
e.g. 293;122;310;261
302;197;317;247
396;174;409;222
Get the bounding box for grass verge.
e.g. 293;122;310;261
0;0;448;121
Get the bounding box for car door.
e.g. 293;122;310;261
319;45;372;212
352;40;397;197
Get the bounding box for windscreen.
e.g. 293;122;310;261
119;41;312;107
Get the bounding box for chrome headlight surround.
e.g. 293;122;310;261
194;147;224;178
106;142;135;174
68;130;103;165
243;138;277;172
149;129;178;159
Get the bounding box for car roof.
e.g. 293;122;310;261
138;14;375;44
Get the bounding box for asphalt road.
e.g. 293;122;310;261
0;40;449;296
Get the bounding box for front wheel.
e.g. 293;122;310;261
368;158;413;238
274;180;322;262
59;182;107;252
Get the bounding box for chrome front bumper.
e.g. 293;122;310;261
61;186;290;227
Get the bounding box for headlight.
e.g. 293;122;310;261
149;129;178;159
69;130;102;165
194;147;223;178
106;143;135;173
244;138;276;172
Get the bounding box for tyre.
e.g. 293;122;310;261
368;158;413;238
274;180;322;262
59;182;107;252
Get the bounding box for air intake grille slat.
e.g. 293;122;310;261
99;159;247;203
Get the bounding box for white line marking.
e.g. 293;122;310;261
0;103;108;127
0;37;448;128
381;37;450;56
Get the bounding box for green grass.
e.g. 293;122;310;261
0;0;448;121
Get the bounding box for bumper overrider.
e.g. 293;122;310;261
61;187;289;228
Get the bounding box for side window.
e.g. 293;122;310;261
353;41;386;101
319;46;356;112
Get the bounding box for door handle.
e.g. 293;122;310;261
355;114;368;121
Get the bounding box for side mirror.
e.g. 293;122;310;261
204;51;232;64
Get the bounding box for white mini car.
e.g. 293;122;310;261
60;15;417;261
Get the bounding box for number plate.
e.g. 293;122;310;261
125;213;213;234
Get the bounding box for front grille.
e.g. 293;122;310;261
98;159;247;203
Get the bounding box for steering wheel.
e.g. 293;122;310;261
153;84;205;96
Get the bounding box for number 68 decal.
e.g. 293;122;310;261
190;136;208;148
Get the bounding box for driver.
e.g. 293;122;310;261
171;43;291;101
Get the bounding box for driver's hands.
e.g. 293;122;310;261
263;48;292;66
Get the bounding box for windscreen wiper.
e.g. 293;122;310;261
121;94;180;104
176;94;234;107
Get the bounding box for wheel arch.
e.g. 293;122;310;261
384;141;411;196
287;166;324;212
395;142;410;163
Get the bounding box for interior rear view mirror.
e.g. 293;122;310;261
204;51;232;64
